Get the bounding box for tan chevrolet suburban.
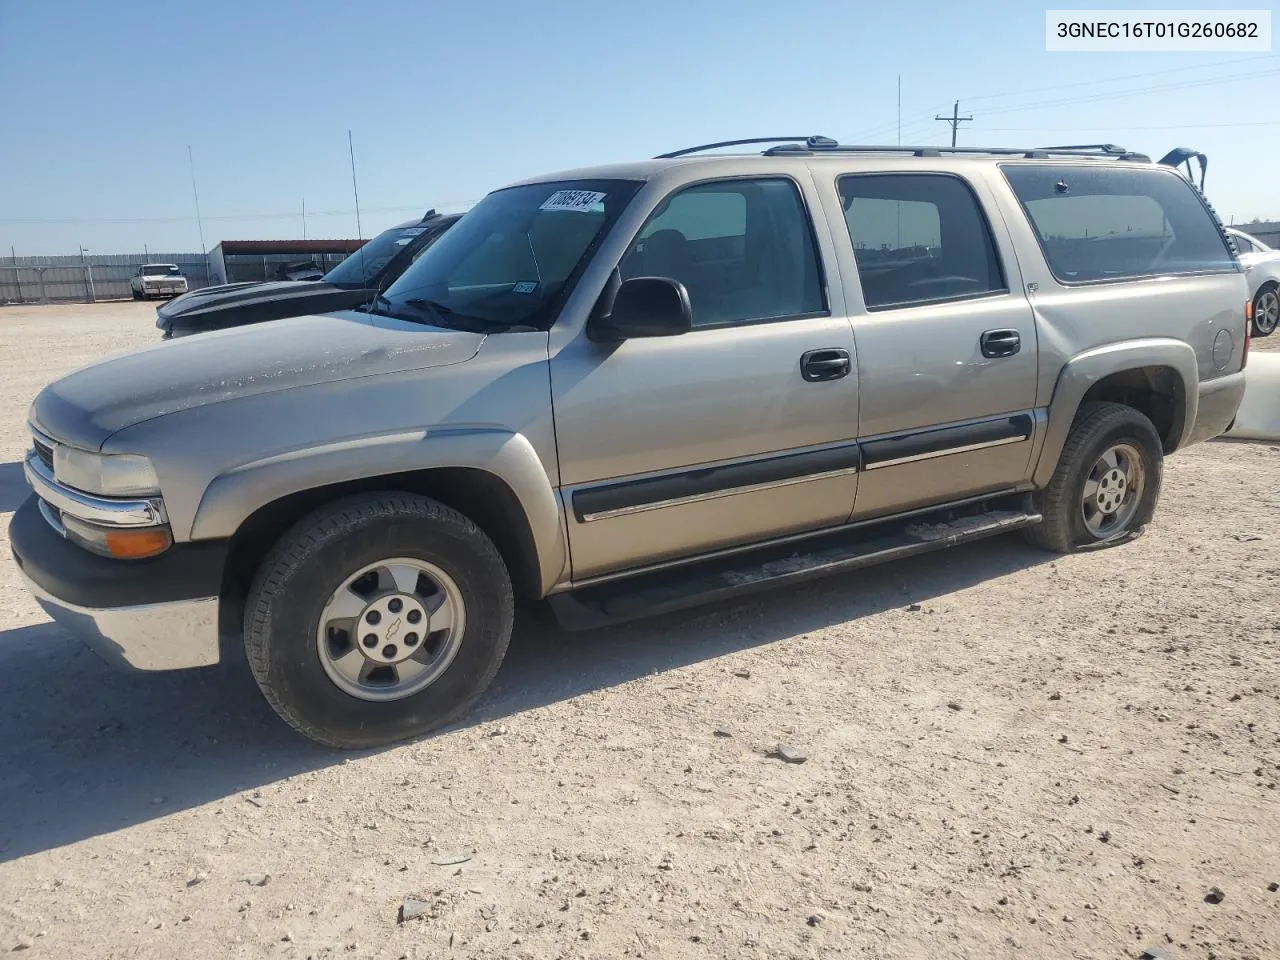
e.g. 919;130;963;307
11;137;1251;747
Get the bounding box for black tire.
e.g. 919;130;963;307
1253;283;1279;337
1025;402;1163;554
243;493;514;748
131;289;142;300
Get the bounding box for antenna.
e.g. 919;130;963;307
348;130;366;285
187;145;208;283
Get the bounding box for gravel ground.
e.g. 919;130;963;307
1;302;1278;960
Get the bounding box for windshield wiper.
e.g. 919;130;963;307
402;298;511;333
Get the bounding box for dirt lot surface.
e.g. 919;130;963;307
1;301;1278;960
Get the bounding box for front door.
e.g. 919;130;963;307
830;171;1040;518
550;175;861;580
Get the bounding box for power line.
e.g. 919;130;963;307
970;120;1280;132
978;68;1280;117
853;62;1280;142
935;101;973;147
0;201;479;225
959;52;1278;104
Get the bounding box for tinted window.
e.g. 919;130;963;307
381;180;640;331
324;224;436;287
1002;164;1236;283
620;178;824;327
837;174;1005;310
1232;234;1255;255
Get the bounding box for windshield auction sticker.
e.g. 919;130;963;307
540;190;607;213
1047;9;1271;50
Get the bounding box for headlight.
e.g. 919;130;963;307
53;447;161;497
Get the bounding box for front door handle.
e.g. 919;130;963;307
800;348;852;382
980;329;1021;359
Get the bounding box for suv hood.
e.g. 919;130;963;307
156;280;372;334
32;310;484;450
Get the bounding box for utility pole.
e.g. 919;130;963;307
935;100;973;148
302;197;307;240
78;245;96;303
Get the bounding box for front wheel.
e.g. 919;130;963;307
1253;284;1279;337
1026;402;1163;554
243;493;514;748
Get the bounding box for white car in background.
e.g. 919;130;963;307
1225;228;1280;337
130;263;189;300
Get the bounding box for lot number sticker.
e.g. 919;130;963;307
539;190;607;213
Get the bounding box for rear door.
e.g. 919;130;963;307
827;170;1041;518
550;174;861;580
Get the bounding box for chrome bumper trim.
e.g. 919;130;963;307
23;451;167;528
19;570;221;671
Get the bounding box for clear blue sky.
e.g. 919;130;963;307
1;0;1276;255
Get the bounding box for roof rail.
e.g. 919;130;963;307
655;137;1150;163
655;136;837;159
761;142;1150;161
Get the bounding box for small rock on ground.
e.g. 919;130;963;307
770;744;807;764
399;898;431;923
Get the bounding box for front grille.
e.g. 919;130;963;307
32;435;54;470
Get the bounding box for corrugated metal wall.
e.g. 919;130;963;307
0;253;213;304
1241;221;1280;248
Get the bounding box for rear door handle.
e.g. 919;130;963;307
800;348;851;382
980;329;1021;359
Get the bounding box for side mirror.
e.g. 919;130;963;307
590;276;692;342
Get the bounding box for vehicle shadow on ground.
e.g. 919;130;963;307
0;536;1051;861
0;461;28;513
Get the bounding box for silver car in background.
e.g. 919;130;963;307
1225;227;1280;336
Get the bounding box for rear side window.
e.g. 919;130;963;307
837;174;1006;311
620;178;825;328
1001;164;1236;283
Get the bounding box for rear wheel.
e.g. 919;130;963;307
1253;283;1279;337
243;493;514;748
1026;402;1163;554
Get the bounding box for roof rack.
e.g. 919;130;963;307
655;136;1150;163
655;136;836;159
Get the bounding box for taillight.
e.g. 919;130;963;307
1243;298;1252;369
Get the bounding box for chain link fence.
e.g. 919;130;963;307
0;253;214;304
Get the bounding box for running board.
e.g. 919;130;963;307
549;495;1041;631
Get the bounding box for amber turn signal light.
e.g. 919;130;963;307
104;528;173;559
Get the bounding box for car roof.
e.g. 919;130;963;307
500;140;1163;192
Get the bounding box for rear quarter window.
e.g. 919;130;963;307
1001;163;1237;284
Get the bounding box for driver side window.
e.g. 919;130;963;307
619;177;825;328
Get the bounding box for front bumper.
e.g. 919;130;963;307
9;496;227;671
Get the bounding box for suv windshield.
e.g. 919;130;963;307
144;264;180;276
378;179;641;331
324;222;441;288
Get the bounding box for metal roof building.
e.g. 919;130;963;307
208;238;367;284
